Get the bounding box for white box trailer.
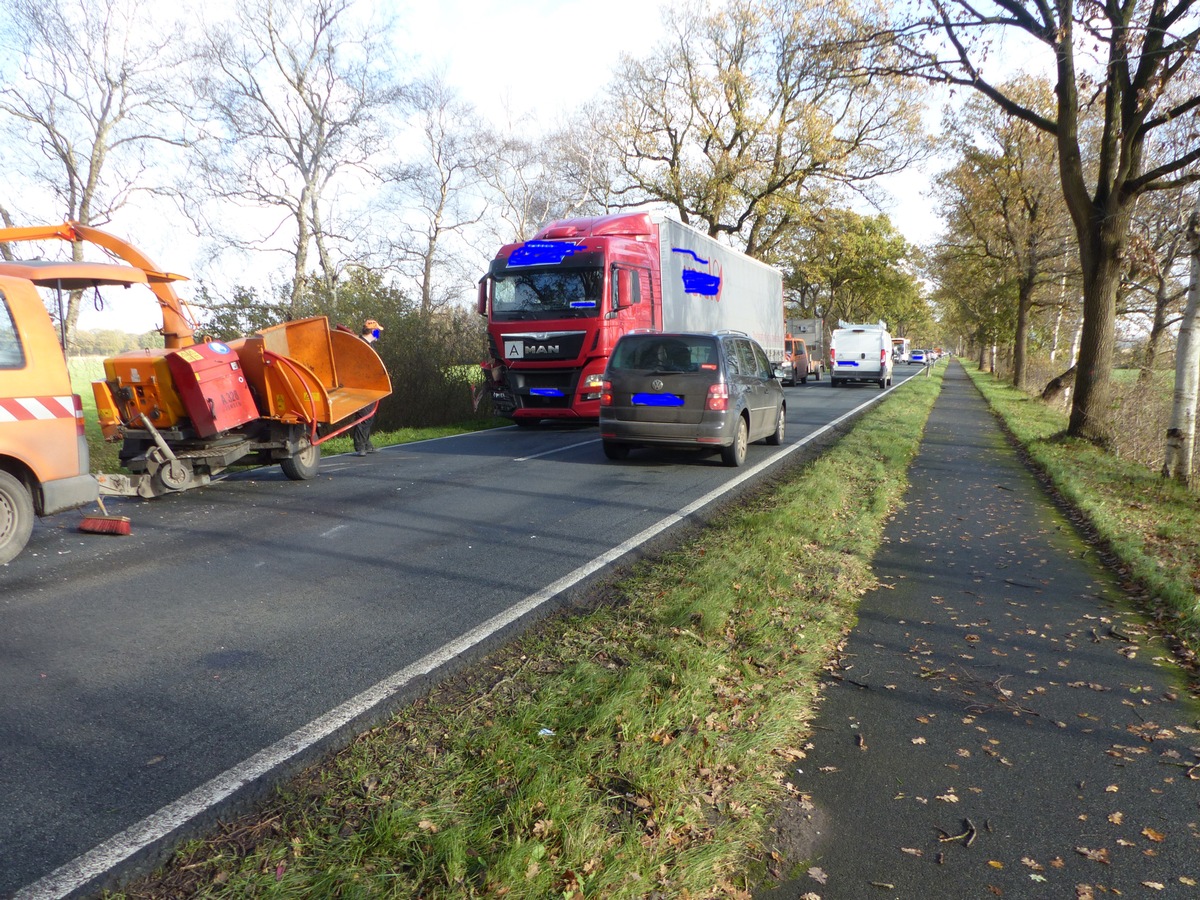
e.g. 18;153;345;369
657;217;784;364
830;320;894;388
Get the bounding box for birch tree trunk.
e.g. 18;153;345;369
1162;198;1200;485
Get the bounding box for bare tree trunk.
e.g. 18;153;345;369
1013;278;1034;391
290;185;313;315
1068;206;1133;444
1050;302;1063;364
1042;365;1077;406
1139;274;1170;386
1162;199;1200;485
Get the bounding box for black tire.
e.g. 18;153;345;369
800;374;808;384
721;416;749;467
879;377;886;389
514;418;540;428
814;368;821;381
0;469;35;565
602;441;630;461
766;406;785;446
281;441;320;480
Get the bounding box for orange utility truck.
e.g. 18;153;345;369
0;222;391;564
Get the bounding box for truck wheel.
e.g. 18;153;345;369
281;442;320;480
879;377;886;389
766;406;785;446
0;469;35;565
602;441;630;461
721;416;749;467
813;368;821;381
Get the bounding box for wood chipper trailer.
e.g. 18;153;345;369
0;222;390;530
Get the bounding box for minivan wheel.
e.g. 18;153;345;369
721;417;749;467
766;406;785;445
602;441;630;461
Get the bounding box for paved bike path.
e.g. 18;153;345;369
760;362;1200;898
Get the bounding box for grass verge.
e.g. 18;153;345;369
105;371;944;900
964;364;1200;659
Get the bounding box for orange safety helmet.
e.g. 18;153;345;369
362;318;382;332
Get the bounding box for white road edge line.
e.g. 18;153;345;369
513;438;599;461
15;388;894;900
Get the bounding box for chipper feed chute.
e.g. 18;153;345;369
229;316;391;426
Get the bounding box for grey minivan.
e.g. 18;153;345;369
598;331;786;467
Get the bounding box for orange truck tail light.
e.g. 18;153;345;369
73;394;86;437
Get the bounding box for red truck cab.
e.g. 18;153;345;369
478;213;661;424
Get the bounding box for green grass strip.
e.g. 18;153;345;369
964;364;1200;655
108;370;945;900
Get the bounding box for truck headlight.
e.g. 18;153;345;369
581;373;604;401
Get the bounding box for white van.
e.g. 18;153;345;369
829;321;893;389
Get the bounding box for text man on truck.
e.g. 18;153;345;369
477;211;784;425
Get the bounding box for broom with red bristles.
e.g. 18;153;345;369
78;496;132;536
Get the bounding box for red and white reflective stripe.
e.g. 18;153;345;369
0;395;77;422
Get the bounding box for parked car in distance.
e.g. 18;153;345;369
910;348;927;365
599;331;786;467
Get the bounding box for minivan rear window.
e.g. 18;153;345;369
0;295;26;369
610;335;717;372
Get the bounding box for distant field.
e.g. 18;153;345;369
68;356;123;472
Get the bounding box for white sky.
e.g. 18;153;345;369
397;0;671;121
76;0;943;332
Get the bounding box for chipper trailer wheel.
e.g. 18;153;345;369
281;441;320;481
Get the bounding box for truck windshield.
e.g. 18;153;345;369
491;267;604;321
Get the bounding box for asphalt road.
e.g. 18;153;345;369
0;365;928;898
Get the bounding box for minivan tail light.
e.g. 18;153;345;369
706;384;729;411
600;380;613;406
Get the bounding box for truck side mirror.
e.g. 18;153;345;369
476;278;488;317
